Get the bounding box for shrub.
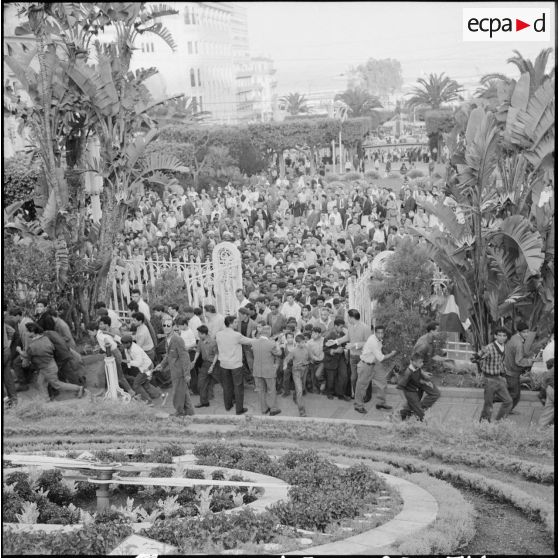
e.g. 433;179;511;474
2;491;24;522
150;466;175;478
211;470;226;480
344;172;362;181
183;468;205;479
3;153;39;205
406;169;425;179
44;503;81;525
36;470;72;506
5;471;34;501
3;520;133;555
150;443;185;464
193;442;243;468
369;237;434;371
364;170;381;180
147;269;190;309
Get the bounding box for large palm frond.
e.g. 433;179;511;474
486;215;545;275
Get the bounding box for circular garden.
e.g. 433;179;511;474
2;398;554;555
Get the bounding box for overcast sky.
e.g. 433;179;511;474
243;1;555;97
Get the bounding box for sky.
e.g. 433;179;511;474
243;1;555;100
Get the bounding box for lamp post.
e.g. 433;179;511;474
333;100;350;174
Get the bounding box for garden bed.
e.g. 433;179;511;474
2;443;402;555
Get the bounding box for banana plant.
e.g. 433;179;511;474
412;107;546;349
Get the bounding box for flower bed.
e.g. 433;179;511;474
3;443;400;555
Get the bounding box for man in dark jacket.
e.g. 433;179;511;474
397;353;440;421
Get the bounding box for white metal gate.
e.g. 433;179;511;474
110;243;242;318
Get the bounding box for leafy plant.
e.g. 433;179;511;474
36;469;72;506
157;494;182;519
111;497;143;522
16;501;40;524
195;486;213;516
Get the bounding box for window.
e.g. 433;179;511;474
199;96;203;112
141;43;145;53
184;6;191;24
195;41;198;54
190;68;196;87
191;5;197;24
187;41;192;54
150;42;154;52
197;69;201;87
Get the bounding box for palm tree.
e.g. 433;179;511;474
279;92;310;116
334;88;382;117
406;73;463;110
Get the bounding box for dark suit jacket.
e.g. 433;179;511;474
160;334;191;380
266;313;287;337
251;337;279;378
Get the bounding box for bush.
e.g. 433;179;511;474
369;237;434;371
147;270;190;311
3;153;40;205
364;170;381;180
74;480;98;500
36;470;72;506
193;442;243;468
150;466;175;478
43;503;81;525
3;520;133;555
183;468;205;479
150;443;185;464
344;172;362;181
5;471;34;501
406;169;425;179
2;491;24;522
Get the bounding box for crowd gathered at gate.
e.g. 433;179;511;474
3;150;554;426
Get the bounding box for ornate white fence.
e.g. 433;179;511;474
110;242;243;318
347;265;373;327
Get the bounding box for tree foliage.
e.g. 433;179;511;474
369;238;435;371
406;73;464;110
348;58;403;100
279;92;310;116
334;88;382;118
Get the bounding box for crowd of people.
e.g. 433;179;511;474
2;156;553;426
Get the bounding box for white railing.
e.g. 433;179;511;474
110;256;236;317
347;265;373;327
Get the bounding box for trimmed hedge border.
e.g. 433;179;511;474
360;450;555;540
352;440;554;484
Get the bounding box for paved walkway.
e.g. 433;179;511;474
15;368;544;428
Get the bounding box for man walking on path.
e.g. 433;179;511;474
504;321;534;412
329;309;371;398
353;325;396;413
251;325;282;416
193;325;218;408
323;319;351;401
397;353;440;421
477;327;513;422
153;318;194;416
215;316;256;415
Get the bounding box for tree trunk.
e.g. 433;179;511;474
278;151;285;179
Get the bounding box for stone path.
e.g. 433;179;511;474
16;361;543;428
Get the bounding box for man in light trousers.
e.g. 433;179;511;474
353;325;396;414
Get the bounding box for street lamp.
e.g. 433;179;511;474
333;99;351;174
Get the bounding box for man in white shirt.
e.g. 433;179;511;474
131;312;155;363
215;316;256;415
86;317;135;397
353;325;396;413
183;307;202;340
329;206;343;228
281;292;302;322
235;289;250;309
130;289;150;321
120;334;163;406
204;304;225;338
